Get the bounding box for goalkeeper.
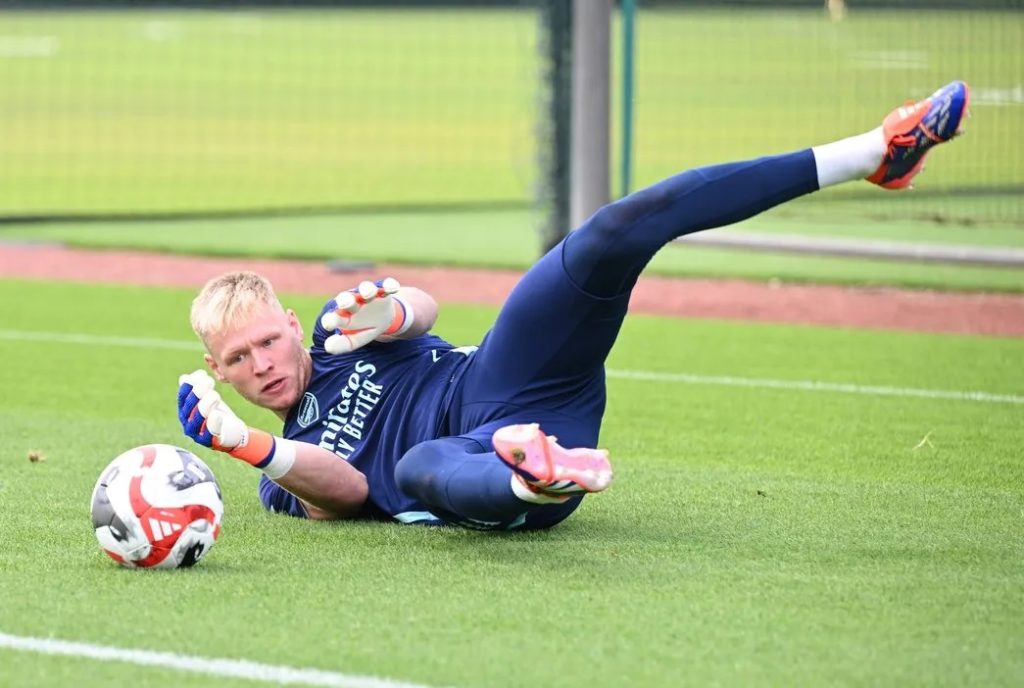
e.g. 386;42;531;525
178;81;968;528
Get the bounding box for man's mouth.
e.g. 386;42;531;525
262;378;286;395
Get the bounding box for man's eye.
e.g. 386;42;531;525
229;353;245;365
263;338;275;348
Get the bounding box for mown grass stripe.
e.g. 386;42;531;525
2;328;1020;405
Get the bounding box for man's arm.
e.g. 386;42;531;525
178;371;368;521
267;441;368;520
276;283;439;515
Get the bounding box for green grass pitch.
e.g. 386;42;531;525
1;278;1022;686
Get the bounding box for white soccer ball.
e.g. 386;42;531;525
90;444;224;569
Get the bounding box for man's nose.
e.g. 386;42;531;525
251;348;273;374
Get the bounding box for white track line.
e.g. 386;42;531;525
0;329;202;351
0;632;437;688
1;329;1021;406
605;369;1024;406
0;36;59;58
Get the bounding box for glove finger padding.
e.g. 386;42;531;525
176;371;246;450
324;329;381;355
181;392;214;447
173;370;271;467
356;280;378;303
320;291;359;331
196;389;222;417
320;278;404;354
194;389;247;450
178;386;197;426
207;407;248;449
177;370;214;424
179;370;215;397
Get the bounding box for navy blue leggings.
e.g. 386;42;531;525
395;150;819;529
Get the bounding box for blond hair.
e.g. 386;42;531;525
190;271;283;344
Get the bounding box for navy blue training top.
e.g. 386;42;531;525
258;298;475;523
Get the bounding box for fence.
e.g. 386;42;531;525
622;2;1023;226
0;0;1020;228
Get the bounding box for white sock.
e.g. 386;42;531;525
509;474;569;504
812;127;887;188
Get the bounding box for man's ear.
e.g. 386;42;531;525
286;308;304;341
205;353;227;382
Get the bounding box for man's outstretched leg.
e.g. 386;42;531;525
462;81;970;395
564;80;970;297
438;81;970;523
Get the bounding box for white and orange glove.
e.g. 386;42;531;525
320;278;413;354
176;370;295;479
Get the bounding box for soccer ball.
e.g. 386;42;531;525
90;444;224;569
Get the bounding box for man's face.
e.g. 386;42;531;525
204;302;309;414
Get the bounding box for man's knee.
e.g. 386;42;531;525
394;441;440;498
576;203;627;244
396;437;487;500
570;178;681;260
589;176;681;231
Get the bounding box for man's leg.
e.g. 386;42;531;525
429;149;834;528
561;150;820;298
446;80;969;509
461;80;969;390
566;80;969;297
458;148;819;401
394;417;597;530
